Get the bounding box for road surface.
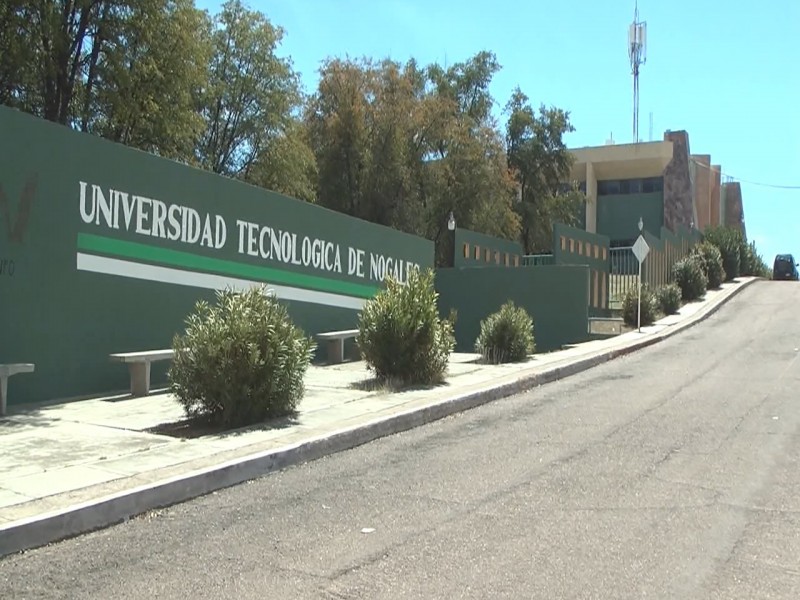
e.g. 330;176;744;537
2;280;799;599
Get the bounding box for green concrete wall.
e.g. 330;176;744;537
596;192;664;243
453;229;523;268
435;265;590;354
553;223;611;317
0;107;433;406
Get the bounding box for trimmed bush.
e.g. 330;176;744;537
169;285;316;428
357;268;455;386
475;301;535;364
692;242;726;289
622;284;657;327
704;226;742;281
672;255;708;301
657;283;682;315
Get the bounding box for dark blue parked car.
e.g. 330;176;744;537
772;254;799;280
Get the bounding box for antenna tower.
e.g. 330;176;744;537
628;2;647;143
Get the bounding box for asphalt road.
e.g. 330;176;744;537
3;280;800;599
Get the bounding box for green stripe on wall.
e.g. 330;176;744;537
77;233;379;299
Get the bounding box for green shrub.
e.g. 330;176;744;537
739;240;770;277
169;285;316;428
745;242;771;278
357;268;455;386
672;255;708;301
475;301;535;364
622;284;657;327
657;283;682;315
692;242;726;289
704;226;742;280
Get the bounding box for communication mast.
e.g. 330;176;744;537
628;2;647;143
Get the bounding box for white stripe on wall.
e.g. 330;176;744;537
76;253;366;311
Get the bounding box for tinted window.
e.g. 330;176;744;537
598;177;661;195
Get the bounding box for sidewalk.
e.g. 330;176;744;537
0;278;757;557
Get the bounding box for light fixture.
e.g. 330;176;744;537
447;211;456;231
638;216;643;232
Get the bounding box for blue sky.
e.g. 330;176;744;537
197;0;800;262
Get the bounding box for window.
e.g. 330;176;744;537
474;246;481;260
463;244;470;258
624;179;643;194
597;180;620;195
598;177;662;195
642;177;663;193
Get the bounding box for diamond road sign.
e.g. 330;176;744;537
632;235;650;263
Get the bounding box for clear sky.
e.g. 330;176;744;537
196;0;800;262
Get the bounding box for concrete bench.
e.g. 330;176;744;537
0;363;35;416
316;329;359;364
110;349;174;397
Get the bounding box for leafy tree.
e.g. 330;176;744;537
0;0;35;108
196;0;301;177
306;52;521;254
426;50;500;129
305;57;374;218
0;0;113;124
88;0;213;162
248;118;318;203
505;87;583;253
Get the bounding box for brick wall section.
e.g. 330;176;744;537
710;164;721;227
723;182;745;234
691;154;711;230
662;131;695;231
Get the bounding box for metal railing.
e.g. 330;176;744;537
522;254;555;267
609;247;638;309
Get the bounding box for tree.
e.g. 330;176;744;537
305;57;372;218
306;52;521;254
0;0;35;108
248;118;318;203
505;87;582;253
88;0;212;162
196;0;301;178
0;0;113;124
0;0;211;165
422;53;520;249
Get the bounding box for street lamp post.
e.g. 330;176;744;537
445;211;456;267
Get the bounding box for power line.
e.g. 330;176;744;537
689;158;800;190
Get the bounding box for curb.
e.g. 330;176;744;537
0;278;758;559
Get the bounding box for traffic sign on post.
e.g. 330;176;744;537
632;235;650;332
632;235;650;263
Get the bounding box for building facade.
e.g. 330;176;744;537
566;130;745;246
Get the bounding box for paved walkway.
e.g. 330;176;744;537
0;278;756;551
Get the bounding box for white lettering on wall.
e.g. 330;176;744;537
79;181;421;283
